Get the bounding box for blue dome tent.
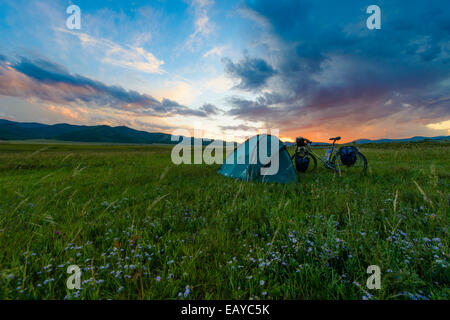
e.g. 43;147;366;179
218;134;296;184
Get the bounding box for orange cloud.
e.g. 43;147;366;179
47;105;83;120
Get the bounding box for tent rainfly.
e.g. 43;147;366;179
217;134;296;183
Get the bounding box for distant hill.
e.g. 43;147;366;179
352;136;449;144
0;119;178;144
1;119;448;145
284;141;329;147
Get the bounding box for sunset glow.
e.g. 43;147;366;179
0;0;448;142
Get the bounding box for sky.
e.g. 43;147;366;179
0;0;449;142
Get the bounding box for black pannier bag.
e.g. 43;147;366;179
296;137;308;147
338;146;358;166
295;154;310;172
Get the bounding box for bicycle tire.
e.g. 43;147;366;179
307;152;318;172
356;151;368;174
331;151;367;175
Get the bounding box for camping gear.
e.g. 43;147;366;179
296;136;310;147
292;136;316;172
218;134;296;183
290;136;367;174
338;146;358;166
294;154;310;172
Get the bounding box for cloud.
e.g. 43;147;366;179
223;55;277;91
226;93;287;122
199;103;222;115
0;55;210;118
426;119;450;134
133;119;178;132
219;123;260;131
47;105;88;121
184;0;215;50
203;45;227;58
153;80;202;106
156;98;210;117
221;0;450;140
236;7;272;30
57;28;164;74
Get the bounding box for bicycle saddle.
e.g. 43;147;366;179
329;136;341;141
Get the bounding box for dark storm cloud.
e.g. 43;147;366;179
225;0;450;132
223;55;277;91
227;93;288;120
199;103;222;115
155;98;209;117
12;57;160;106
219;124;259;131
0;56;212;118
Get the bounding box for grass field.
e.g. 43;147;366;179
0;141;448;300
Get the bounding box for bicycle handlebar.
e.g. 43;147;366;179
295;136;312;146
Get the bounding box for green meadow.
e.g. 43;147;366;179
0;141;448;299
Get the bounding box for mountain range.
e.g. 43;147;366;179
0;119;175;144
352;136;449;144
0;119;448;145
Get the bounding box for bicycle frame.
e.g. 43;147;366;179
297;142;341;173
292;136;367;175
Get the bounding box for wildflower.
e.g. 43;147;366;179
260;280;265;286
183;285;190;298
155;276;161;282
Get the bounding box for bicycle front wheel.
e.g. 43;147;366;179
293;152;317;173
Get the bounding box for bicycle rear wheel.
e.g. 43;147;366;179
332;151;367;175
